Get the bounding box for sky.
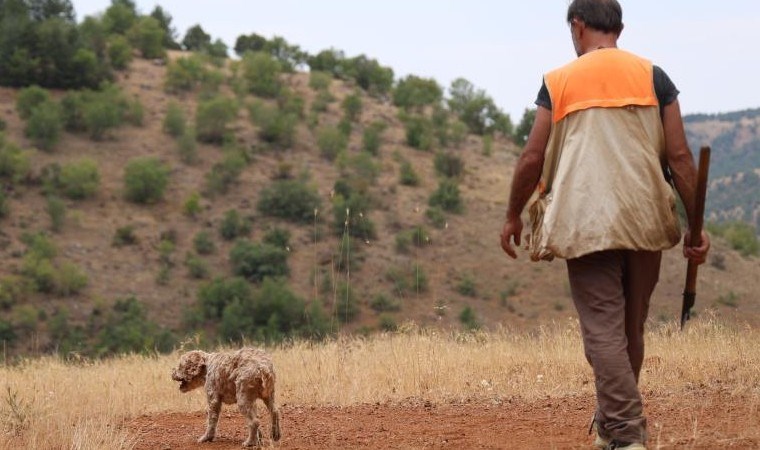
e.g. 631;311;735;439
71;1;760;121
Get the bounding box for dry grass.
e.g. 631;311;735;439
1;318;758;449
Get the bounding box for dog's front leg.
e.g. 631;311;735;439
199;396;221;443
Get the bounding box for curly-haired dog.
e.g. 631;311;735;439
171;348;281;447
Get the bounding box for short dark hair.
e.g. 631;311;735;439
567;0;623;34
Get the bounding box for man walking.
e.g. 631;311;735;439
500;1;710;449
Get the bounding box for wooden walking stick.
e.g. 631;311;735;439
680;146;711;330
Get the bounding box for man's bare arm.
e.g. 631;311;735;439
506;106;552;220
501;106;552;258
662;99;710;263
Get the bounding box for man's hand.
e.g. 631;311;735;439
683;230;710;265
500;216;523;259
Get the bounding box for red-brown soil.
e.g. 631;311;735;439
128;391;759;449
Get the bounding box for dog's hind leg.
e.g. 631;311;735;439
264;392;281;442
237;388;261;448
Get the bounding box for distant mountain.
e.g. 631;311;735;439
683;109;760;231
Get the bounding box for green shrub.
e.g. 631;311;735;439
348;152;380;185
370;294;401;313
103;1;137;35
332;193;376;239
393;75;443;111
317;125;348;161
193;231;216;255
53;261;88;296
108;35;133;70
164;55;208;93
459;306;480;330
93;296;175;356
399;160;420;186
0;136;31;185
344;55;394;97
378;314;398;332
309;71;332;91
21;231;57;259
129;16;165;59
434;151;465;178
337;118;352;137
362;121;386;155
25;101;62;151
163;101;186;137
46;196;66;232
60;159;100;199
385;264;428;296
0;319;16;344
183;192;202;218
426;206;447;229
16;86;51;120
123;157;170;204
219;209;252;241
342;91;363;122
195;95;238;144
124;97;144;126
185;254;210;279
0;276;26;311
482;134;493;156
401;114;435;151
248;101;297;148
457;274;478;298
311;90;334;113
723;222;760;257
277;89;305;118
331;235;364;273
60;92;87;132
204;151;245;195
113;225;138;247
48;308;86;355
182;24;211;51
85;85;131;129
263;227;291;249
230;240;289;283
429;179;464;213
257;179;321;224
220;278;307;343
333;281;359;323
83;93;123;140
197;277;252;320
170;130;195;166
513;108;537;147
23;256;56;293
395;226;429;253
0;191;8;219
242;52;283;98
448;77;513;136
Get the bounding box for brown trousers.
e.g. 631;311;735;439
566;250;662;444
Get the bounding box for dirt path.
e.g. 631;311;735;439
128;392;759;449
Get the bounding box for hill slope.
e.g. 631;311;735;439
684;109;760;229
0;54;758;356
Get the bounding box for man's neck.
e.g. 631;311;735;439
580;34;618;55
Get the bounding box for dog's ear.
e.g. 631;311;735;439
185;351;207;378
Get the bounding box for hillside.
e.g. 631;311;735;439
0;52;758;357
684;109;760;230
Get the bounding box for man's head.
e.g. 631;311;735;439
567;0;623;56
